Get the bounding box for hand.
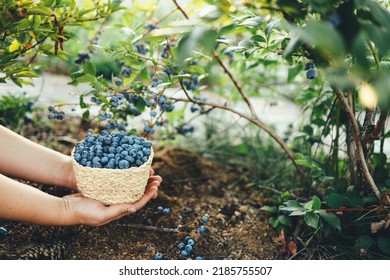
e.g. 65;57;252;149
62;169;162;226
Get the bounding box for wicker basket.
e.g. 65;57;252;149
71;147;154;205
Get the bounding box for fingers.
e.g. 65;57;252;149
149;169;155;176
148;175;162;184
132;186;158;211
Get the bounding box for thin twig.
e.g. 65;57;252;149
170;96;305;177
115;223;179;233
332;87;381;202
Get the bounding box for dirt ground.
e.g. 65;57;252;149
0;117;281;260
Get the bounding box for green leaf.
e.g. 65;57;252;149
304;212;319;229
312;196;322;211
326;193;345;208
77;74;97;84
251;35;266;43
289;210;307;216
320;212;341;231
27;6;53;16
239;16;264;28
260;205;278;214
377;237;390;254
355;235;374;249
268;216;279;228
280;200;305;212
84;62;96;76
287;64;303;83
277;215;292;227
134;97;146;112
82;110;90;121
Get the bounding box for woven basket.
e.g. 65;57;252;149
71;147;154;205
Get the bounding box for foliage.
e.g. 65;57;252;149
0;92;37;131
1;0;389;259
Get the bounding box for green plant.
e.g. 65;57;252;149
0;92;37;131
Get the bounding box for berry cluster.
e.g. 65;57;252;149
135;43;149;55
73;131;152;169
178;236;203;260
75;51;91;64
177;124;194;136
161;43;175;59
151;76;163;87
190;97;207;113
121;67;132;78
145;22;159;32
305;62;318;80
183;76;199;91
144;125;156;135
47;105;65;120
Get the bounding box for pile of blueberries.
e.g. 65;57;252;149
73;131;152;169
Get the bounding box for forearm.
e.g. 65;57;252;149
0;174;70;225
0;125;76;188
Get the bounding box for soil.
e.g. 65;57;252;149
0;117;281;260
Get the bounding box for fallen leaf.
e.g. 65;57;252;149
287;241;297;255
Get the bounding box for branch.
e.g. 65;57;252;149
172;0;189;19
115;223;179;233
170;96;305;178
332;87;381;201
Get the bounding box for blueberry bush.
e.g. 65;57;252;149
1;0;389;259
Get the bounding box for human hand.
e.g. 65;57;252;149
61;169;162;226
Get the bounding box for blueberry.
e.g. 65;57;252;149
108;147;116;154
178;243;185;250
183;236;191;243
156;206;164;213
141;141;152;148
306;68;318;79
0;227;8;236
187;239;195;246
150;110;157;117
142;148;151;156
154;253;163;260
107;161;115;169
101;157;109;164
119;160;130;170
125;156;134;163
201;216;209;223
198;226;206;234
48;114;54;120
195;256;203;260
114;77;122;86
181;250;189;257
48;105;55;112
136;159;143;166
162;207;170;215
92;156;100;162
74;153;82;162
184;245;193;253
93;162;102;168
304;62;315;70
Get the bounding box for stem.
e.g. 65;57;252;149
332;87;381;202
114;223;179;233
172;0;189;19
368;41;381;70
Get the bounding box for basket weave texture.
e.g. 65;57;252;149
71;147;153;205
